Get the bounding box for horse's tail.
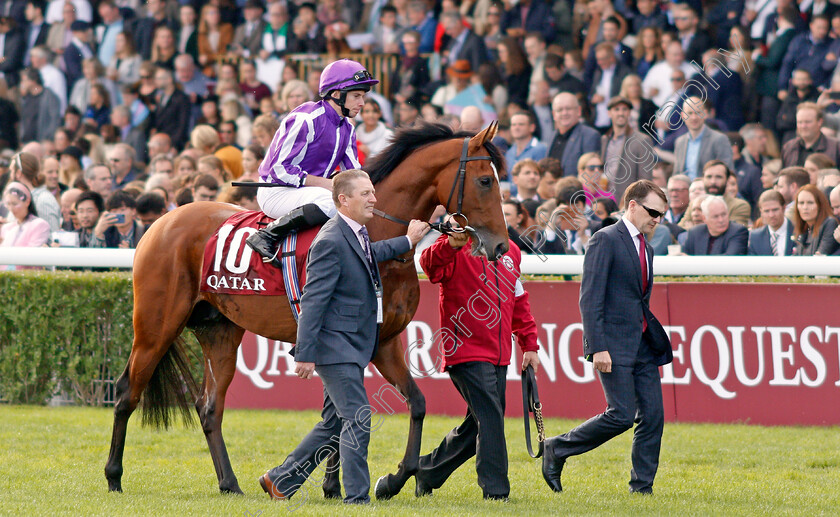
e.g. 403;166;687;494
139;336;200;430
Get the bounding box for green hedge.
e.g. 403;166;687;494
0;272;134;405
1;270;836;406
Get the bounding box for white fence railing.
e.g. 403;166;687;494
0;247;838;276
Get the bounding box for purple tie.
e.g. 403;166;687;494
359;226;373;264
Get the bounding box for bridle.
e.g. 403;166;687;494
374;137;498;236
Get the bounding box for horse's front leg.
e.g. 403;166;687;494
370;336;426;500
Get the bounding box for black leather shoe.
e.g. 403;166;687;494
541;437;565;492
415;476;432;497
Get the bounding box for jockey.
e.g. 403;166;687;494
246;59;379;262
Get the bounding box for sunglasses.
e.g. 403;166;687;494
639;204;665;219
585;164;604;171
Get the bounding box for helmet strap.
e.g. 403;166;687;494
328;91;352;118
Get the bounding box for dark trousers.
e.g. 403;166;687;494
416;362;509;497
268;363;371;504
550;340;664;492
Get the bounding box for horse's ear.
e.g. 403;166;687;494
470;120;498;148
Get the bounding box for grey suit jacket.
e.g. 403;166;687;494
295;215;411;367
550;123;602;178
579;221;672;367
748;219;795;256
233;20;267;58
684;222;749;255
673;126;734;178
600;129;654;202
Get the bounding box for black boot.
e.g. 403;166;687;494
246;204;330;264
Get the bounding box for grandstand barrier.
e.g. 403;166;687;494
1;247;839;276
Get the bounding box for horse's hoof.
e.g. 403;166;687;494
374;475;394;501
107;480;122;492
323;488;342;499
220;485;244;495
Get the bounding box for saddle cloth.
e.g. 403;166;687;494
200;211;318;312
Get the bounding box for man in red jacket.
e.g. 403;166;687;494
413;231;540;500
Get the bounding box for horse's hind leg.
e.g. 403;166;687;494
371;336;426;500
193;319;246;494
322;449;342;499
105;296;194;492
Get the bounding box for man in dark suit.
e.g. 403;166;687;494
674;4;713;63
232;0;267;58
748;190;796;256
63;21;94;87
0;15;25;87
440;11;487;73
683;196;749;255
590;45;631;130
541;180;672;494
583;16;633;93
548;92;601;177
150;67;191;150
22;0;48;66
259;170;429;504
127;0;178;60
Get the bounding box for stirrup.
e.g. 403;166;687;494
263;245;281;263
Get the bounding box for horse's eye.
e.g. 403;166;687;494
478;176;493;188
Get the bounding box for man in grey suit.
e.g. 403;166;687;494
259;170;429;504
542;180;673;494
548;92;601;177
232;0;267;58
673;96;734;180
601;96;655;202
683;196;749;255
748;190;796;256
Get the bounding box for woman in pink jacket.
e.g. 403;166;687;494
0;182;52;265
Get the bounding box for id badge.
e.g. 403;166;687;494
376;286;383;323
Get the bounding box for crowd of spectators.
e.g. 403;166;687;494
0;0;839;261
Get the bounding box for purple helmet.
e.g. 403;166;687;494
318;59;379;98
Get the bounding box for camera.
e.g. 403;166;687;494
113;213;125;224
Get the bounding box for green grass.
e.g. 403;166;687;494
2;406;840;516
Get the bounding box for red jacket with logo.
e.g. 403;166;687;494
419;235;539;369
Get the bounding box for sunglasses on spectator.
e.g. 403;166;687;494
639;204;665;219
586;164;604;171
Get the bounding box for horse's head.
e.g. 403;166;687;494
437;121;509;261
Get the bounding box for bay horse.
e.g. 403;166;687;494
104;122;509;500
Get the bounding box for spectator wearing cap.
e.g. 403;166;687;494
63;20;94;87
29;45;66;114
151;66;191;150
19;67;60;143
683;195;749;255
431;59;473;110
440;11;487;73
0;14;25;88
23;0;49;67
601;96;654;202
95;0;122;67
548;92;601;179
233;0;267;59
506;111;547;173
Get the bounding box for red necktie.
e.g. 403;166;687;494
638;233;648;331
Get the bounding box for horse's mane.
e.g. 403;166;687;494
364;121;505;185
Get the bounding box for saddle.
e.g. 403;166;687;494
200;211;320;319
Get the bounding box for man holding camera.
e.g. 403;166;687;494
90;190;145;248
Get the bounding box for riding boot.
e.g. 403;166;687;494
246;204;330;263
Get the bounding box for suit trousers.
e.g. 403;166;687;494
416;362;509;497
550;339;664;492
268;363;371;504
